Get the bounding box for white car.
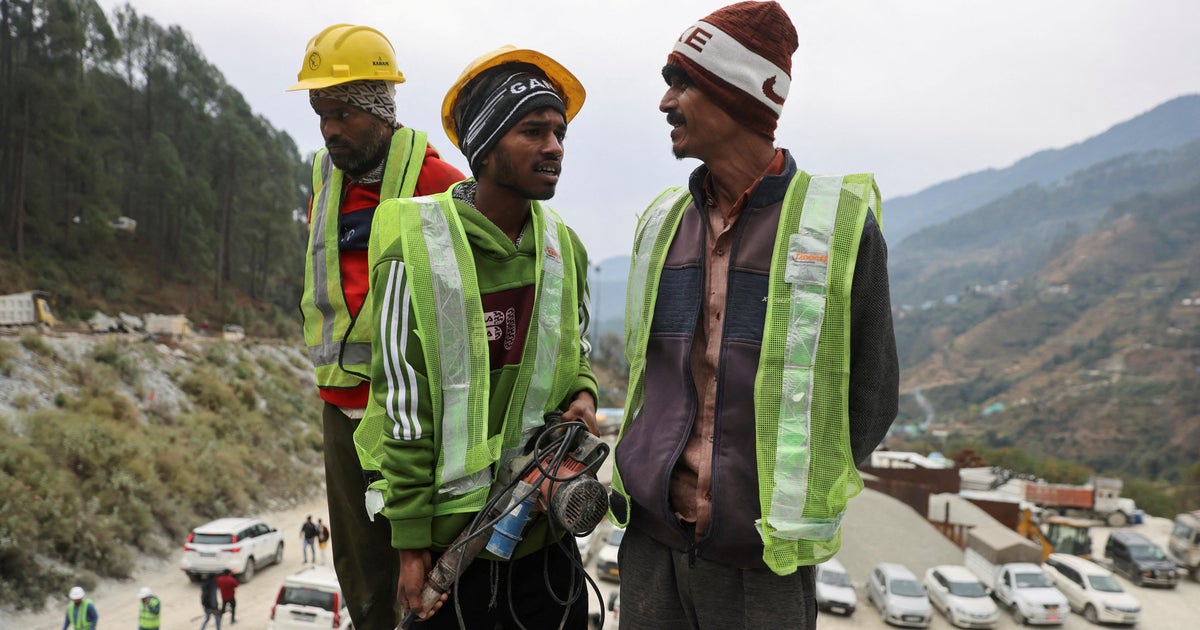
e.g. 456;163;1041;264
992;562;1070;626
866;562;933;628
269;565;351;630
1043;553;1140;626
595;527;624;582
815;558;857;615
923;565;999;628
181;517;285;582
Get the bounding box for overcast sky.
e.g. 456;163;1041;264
99;0;1200;264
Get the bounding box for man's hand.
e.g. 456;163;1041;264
561;390;598;435
398;548;445;620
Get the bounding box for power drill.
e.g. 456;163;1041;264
396;414;609;629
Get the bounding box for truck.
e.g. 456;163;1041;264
144;313;192;339
0;291;56;328
964;524;1069;626
1167;510;1200;581
1023;477;1137;527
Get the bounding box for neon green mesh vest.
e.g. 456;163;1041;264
613;173;881;574
356;189;582;513
300;128;428;389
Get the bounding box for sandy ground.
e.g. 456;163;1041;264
1;495;331;630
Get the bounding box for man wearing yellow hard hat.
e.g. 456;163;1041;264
286;24;465;630
354;46;598;628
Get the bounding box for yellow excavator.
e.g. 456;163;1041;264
1016;507;1094;562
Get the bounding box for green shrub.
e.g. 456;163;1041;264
0;340;17;375
19;334;52;357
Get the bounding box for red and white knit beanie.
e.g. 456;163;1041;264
666;1;798;140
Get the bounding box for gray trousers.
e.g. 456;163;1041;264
324;402;400;630
617;525;816;630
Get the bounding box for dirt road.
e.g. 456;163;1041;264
2;495;330;630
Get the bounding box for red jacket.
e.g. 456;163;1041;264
215;573;239;600
311;141;465;409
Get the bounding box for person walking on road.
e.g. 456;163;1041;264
199;574;222;630
63;586;98;630
301;515;319;563
137;586;161;630
215;569;239;624
609;2;899;629
317;518;331;565
286;23;465;630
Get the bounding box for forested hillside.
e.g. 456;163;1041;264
0;0;309;332
893;179;1200;503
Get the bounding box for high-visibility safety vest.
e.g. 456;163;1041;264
300;128;429;389
67;599;95;630
139;596;161;629
612;173;881;575
355;188;582;512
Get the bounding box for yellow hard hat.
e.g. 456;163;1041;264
285;24;405;92
441;46;585;150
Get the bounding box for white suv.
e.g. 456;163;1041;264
181;517;285;583
1043;553;1140;625
269;565;352;630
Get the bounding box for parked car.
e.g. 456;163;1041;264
815;558;857;615
595;527;624;582
1043;553;1140;626
922;565;999;628
269;565;351;630
1105;530;1179;587
989;562;1069;626
865;562;933;628
181;517;284;583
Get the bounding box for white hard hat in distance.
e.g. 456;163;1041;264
69;586;85;599
138;586;153;599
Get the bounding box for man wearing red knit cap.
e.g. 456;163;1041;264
608;2;899;628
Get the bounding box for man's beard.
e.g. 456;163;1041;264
331;124;389;177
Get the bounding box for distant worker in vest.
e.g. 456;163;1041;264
63;586;98;630
285;23;465;630
357;46;598;627
137;586;161;630
215;569;239;624
609;2;899;629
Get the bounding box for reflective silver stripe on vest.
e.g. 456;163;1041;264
768;174;844;541
413;198;483;495
518;209;565;439
307;154;340;367
624;187;688;420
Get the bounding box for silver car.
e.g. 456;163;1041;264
815;558;857;615
923;565;1000;628
866;562;932;628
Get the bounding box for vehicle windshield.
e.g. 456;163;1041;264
948;580;988;597
820;570;852;587
890;578;925;597
1087;575;1123;593
192;534;233;545
1015;572;1054;588
280;586;336;611
1129;544;1165;561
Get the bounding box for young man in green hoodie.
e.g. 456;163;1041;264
356;46;598;628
